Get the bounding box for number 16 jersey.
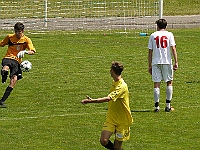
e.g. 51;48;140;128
148;30;176;65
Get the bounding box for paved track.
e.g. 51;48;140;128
163;15;200;29
0;15;199;30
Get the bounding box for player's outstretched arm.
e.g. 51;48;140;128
17;50;28;58
17;50;35;58
81;96;111;104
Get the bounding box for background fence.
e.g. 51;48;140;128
0;0;159;34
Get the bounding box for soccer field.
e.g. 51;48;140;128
0;29;199;150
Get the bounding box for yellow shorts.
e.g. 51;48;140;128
102;121;131;141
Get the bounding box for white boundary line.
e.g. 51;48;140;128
0;112;106;121
181;106;200;108
1;105;199;121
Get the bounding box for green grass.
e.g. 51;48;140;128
0;29;200;150
164;0;200;15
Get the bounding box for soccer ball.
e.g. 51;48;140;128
20;60;32;72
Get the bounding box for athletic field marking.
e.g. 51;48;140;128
0;111;106;121
181;105;199;108
1;105;199;121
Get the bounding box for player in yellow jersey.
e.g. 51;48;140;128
81;61;133;150
0;22;36;107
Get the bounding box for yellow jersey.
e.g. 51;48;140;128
107;78;133;125
0;34;35;63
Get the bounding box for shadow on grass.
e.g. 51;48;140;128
131;110;151;112
105;108;151;112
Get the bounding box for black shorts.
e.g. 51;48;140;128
2;58;23;80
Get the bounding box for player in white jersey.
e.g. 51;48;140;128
148;19;178;112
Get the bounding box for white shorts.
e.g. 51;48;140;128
152;64;173;82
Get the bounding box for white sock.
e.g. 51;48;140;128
156;106;160;110
166;86;173;108
154;88;160;103
166;103;170;108
166;86;173;100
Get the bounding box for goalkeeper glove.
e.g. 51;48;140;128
17;50;28;58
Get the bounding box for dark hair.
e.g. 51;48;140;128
14;22;24;31
111;61;124;75
156;19;167;29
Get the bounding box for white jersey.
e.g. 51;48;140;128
148;30;176;65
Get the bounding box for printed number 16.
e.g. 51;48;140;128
154;36;168;48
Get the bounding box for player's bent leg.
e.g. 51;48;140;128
0;76;18;107
9;75;18;88
113;140;123;150
100;130;114;149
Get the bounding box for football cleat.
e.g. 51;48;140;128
165;106;174;112
154;108;160;112
0;101;7;108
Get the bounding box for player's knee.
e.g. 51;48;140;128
11;75;18;81
100;138;109;146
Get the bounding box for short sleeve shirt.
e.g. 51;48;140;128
148;30;176;65
107;78;133;125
